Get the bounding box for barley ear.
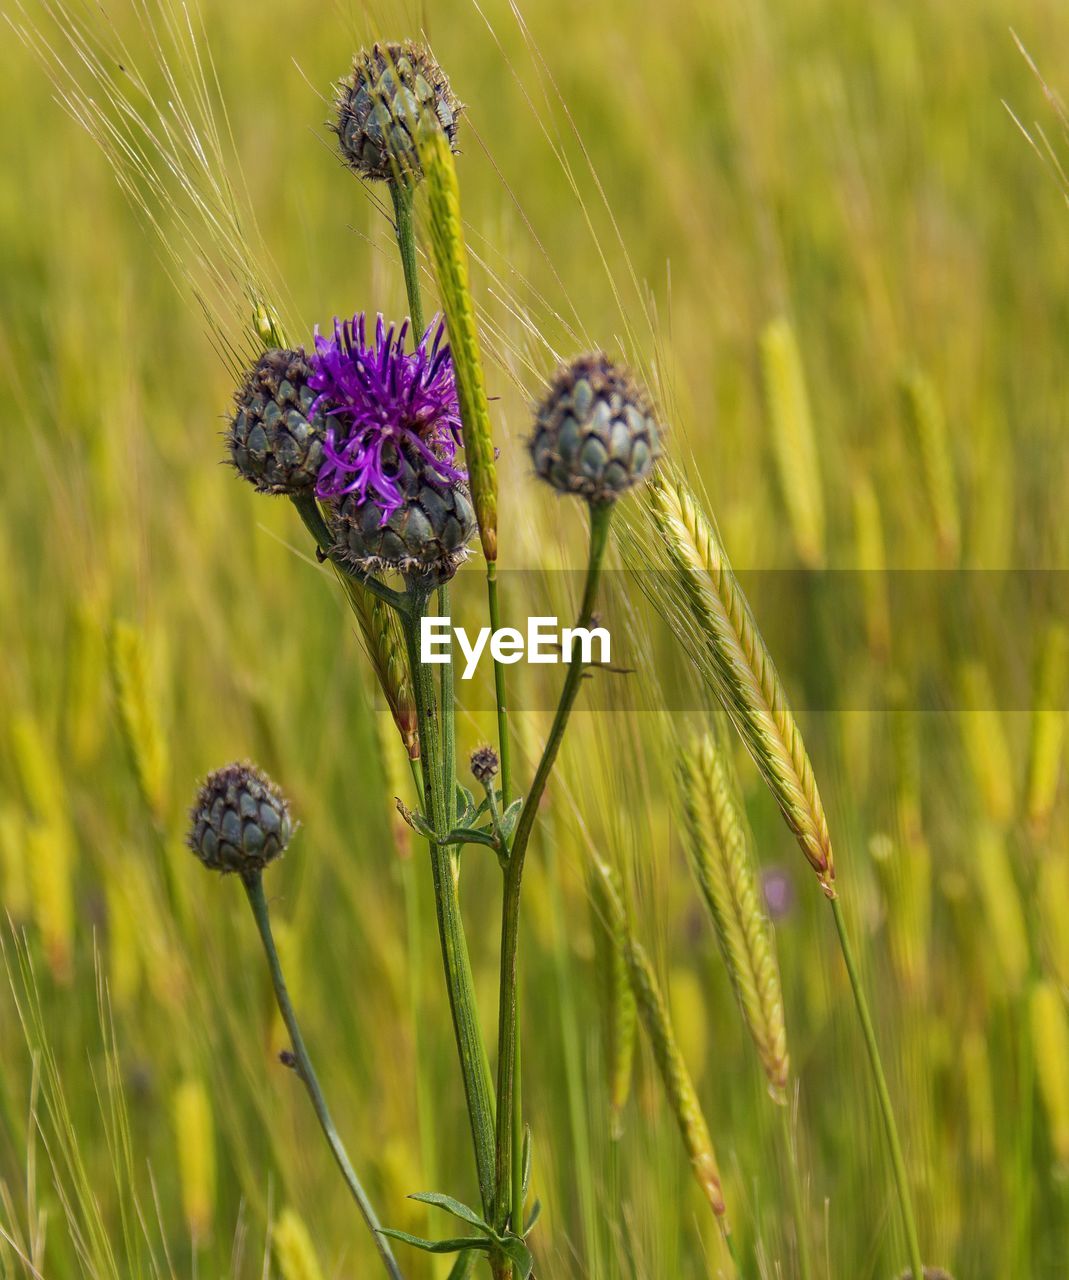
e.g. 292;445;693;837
589;860;638;1137
110;621;170;824
172;1076;216;1243
419;124;498;562
677;727;789;1099
591;858;728;1221
648;473;834;892
1030;979;1069;1169
1025;622;1068;837
273;1208;326;1280
899;366;960;567
759;317;825;569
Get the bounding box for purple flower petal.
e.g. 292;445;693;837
310;312;466;519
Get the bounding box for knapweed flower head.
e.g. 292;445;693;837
187;762;292;878
311;313;464;519
229;348;327;495
469;745;499;785
332;42;461;184
530;353;664;505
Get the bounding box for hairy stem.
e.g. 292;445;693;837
390;181;425;336
830;895;924;1279
401;589;497;1219
493;502;613;1235
242;874;403;1280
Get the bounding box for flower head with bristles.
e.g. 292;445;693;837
310;314;465;524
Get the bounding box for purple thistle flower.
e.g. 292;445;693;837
310;313;465;522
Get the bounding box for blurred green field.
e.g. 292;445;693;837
2;0;1069;1276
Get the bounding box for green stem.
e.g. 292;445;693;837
401;589;497;1220
493;503;613;1235
439;584;457;828
777;1100;814;1280
242;874;403;1280
830;895;924;1280
390;181;425;336
486;564;513;808
486;561;520;1236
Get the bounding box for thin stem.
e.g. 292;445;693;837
830;895;924;1280
401;590;497;1220
777;1100;814;1280
486;564;513;807
390;181;425;336
242;874;403;1280
439;584;457;828
493;502;614;1235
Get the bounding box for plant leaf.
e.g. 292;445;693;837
500;798;523;841
378;1229;491;1255
407;1192;492;1232
396;798;437;840
499;1235;535;1278
523;1199;542;1235
444;826;499;849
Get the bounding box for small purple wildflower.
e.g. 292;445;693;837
310;314;465;522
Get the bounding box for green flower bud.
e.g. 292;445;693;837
229;349;326;495
187;763;292;877
530;354;664;505
332;42;461;184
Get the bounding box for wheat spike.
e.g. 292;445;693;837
973;825;1029;996
110;621;169;824
1030;980;1069;1168
1038;855;1069;988
0;805;30;923
759;317;826;568
592;858;727;1220
420;124;498;562
273;1208;325;1280
648;474;834;891
958;661;1015;830
339;575;419;758
677;729;789;1098
852;474;891;661
590;861;637;1137
899;366;960;566
172;1077;216;1243
1025;623;1068;836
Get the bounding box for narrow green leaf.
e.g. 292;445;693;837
407;1192;491;1232
378;1229;491;1255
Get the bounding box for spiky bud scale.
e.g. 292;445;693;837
469;745;499;785
333;42;460;184
187;762;292;876
531;354;663;505
330;442;475;583
229;349;326;495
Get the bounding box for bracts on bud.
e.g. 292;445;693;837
330;440;476;584
531;354;663;506
229;349;326;495
187;762;292;878
469;745;499;786
333;42;461;185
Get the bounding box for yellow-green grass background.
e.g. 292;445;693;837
2;0;1068;1276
